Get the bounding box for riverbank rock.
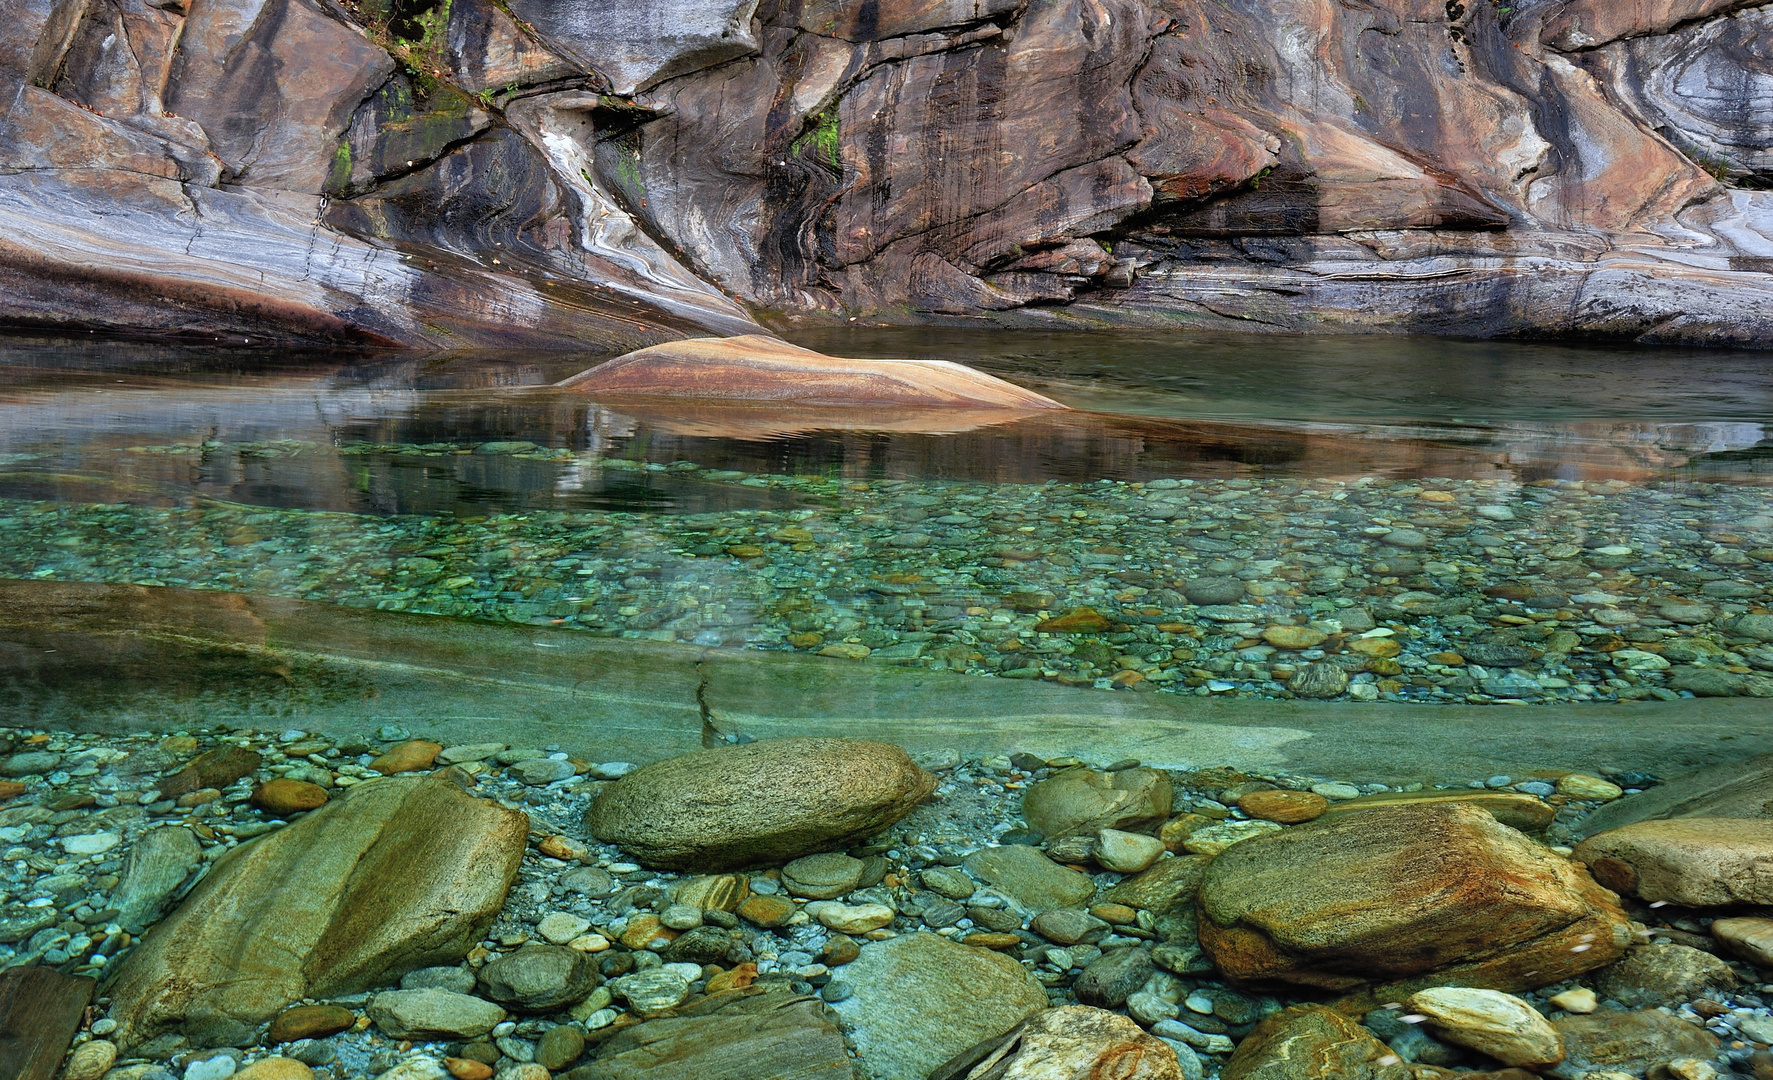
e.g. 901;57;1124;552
1549;1010;1720;1079
1022;767;1173;840
478;944;600;1012
1595;943;1739;1007
1197;804;1629;995
367;989;507;1040
1573;753;1773;837
1573;818;1773;905
829;931;1047;1080
1104;855;1213;917
585;738;933;870
1407;988;1563;1068
105;772;527;1050
559;990;851;1080
938;1006;1185;1080
1221;1005;1413;1080
558;335;1066;411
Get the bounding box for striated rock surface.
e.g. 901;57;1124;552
3;0;1772;344
1196;803;1630;996
563;989;853;1080
1220;1005;1413;1080
104;772;528;1051
943;1006;1186;1080
585;737;934;870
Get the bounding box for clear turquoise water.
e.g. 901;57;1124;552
4;332;1773;705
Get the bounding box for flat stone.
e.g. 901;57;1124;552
537;912;592;944
919;867;977;900
564;990;850;1080
829;932;1047;1080
1595;943;1738;1007
251;779;329;816
269;1004;355;1043
1320;788;1556;831
1103;855;1213;917
961;844;1095;915
113;825;201;929
402;967;479;994
234;1059;314;1080
781;853;864;899
106;773;527;1051
1021;767;1172;839
1030;909;1109;946
1551;1009;1720;1078
536;1025;585;1072
1237;790;1329;824
1198;803;1629;996
806;901;894;934
157;745;262;798
1074;946;1153;1009
61;831;121;855
561;868;615;897
1036;608;1113;634
1263;625;1328;650
367;989;506;1040
1573;818;1773;905
1221;1005;1413;1080
1575;751;1773;837
1711;916;1773;967
669;874;749;912
586;738;934;870
1556;775;1623;801
1408;987;1563;1067
1548;988;1598;1013
369;741;443;775
737;895;797;928
437;743;508;765
1183;578;1245;606
1095;829;1166;873
609;968;691;1012
0;751;61;777
511;758;576;786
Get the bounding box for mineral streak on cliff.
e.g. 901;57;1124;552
1;0;1770;346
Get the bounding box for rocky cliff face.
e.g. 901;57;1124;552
2;0;1770;345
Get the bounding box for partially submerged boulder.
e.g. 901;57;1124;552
557;334;1066;411
1022;767;1173;840
1572;752;1773;838
105;772;527;1050
585;737;934;870
1572;818;1773;905
1196;803;1629;996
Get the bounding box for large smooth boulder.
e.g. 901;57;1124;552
105;772;527;1051
1197;804;1629;995
558;335;1065;412
1220;1005;1413;1080
1548;1010;1720;1079
1021;768;1173;840
828;931;1048;1080
1572;818;1773;905
562;989;852;1080
586;738;934;871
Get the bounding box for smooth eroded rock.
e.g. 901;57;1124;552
560;989;851;1080
940;1006;1184;1080
585;738;934;870
961;844;1095;915
1573;818;1773;905
106;772;527;1051
1595;943;1739;1007
1319;788;1556;832
1551;1009;1720;1078
367;989;507;1040
1408;987;1563;1067
478;944;599;1012
112;825;201;929
1022;767;1173;840
1711;916;1773;967
1221;1005;1414;1080
559;335;1065;411
1197;803;1629;995
829;931;1047;1080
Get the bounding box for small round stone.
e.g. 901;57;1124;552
820;980;853;1003
781;853;865;899
60;1040;118;1080
251;779;329;816
659;904;704;931
738;895;797;928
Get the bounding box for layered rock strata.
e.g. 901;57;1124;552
3;0;1771;343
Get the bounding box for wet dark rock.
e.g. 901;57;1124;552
1073;946;1153;1009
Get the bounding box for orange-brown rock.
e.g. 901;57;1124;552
1319;789;1556;833
1573;818;1773;906
445;1060;494;1080
157;745;262;798
558;335;1065;411
0;780;26;802
1238;790;1329;825
1197;803;1630;996
1221;1005;1414;1080
369;740;443;775
1034;608;1113;634
252;778;330;816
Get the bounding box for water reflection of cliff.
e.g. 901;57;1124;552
0;354;1771;519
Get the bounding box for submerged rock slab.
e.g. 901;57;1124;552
1573;817;1773;905
105;772;527;1051
561;990;853;1080
556;335;1066;411
1197;803;1630;995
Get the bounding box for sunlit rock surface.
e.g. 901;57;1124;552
2;0;1772;343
